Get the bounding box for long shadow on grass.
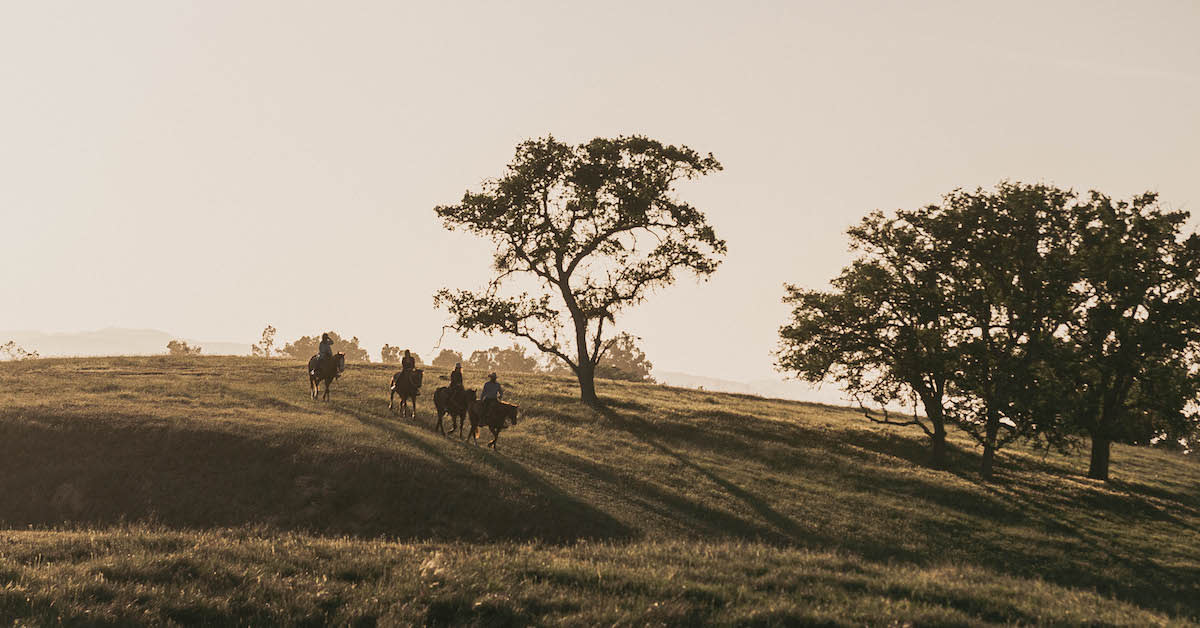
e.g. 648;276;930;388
594;399;1200;620
598;405;809;544
329;402;633;542
517;445;785;541
0;400;632;543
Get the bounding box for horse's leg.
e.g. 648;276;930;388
310;376;317;401
411;396;417;419
323;378;330;401
389;389;395;413
488;428;498;450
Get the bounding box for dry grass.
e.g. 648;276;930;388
0;355;1197;625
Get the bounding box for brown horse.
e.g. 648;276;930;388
433;386;475;436
308;352;345;401
389;369;423;417
466;399;519;449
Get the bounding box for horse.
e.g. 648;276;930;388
466;399;519;449
307;352;345;401
388;368;423;417
433;386;475;436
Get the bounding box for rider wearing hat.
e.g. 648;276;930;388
480;372;502;418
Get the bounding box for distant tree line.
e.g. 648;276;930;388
249;327;654;383
166;340;202;355
778;182;1200;481
1;341;39;361
278;332;372;363
380;345;421;365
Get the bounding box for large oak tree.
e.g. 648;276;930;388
926;183;1082;479
1061;192;1200;480
778;209;958;468
434;135;725;404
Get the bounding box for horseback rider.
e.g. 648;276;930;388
481;372;502;419
401;349;417;388
401;349;416;372
317;333;334;368
448;362;466;409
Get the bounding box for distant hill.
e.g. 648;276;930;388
0;328;248;357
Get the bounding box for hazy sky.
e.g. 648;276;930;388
3;1;1198;385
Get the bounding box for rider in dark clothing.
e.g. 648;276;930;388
401;350;416;372
318;333;334;367
448;363;466;409
400;350;417;388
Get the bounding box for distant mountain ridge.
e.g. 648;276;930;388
0;328;249;357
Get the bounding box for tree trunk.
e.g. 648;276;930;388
576;361;599;406
979;413;999;480
1087;435;1111;481
930;420;948;470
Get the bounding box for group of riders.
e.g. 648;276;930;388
316;332;505;418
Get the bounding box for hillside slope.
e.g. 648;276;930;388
1;356;1197;624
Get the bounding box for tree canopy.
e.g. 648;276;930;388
778;209;957;467
434;135;724;403
779;182;1200;481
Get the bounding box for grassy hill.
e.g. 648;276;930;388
0;356;1197;625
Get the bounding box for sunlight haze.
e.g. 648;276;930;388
3;1;1198;401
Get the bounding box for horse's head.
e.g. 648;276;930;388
335;352;346;373
463;388;477;401
414;368;424;388
503;403;519;426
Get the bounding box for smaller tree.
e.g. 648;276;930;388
167;340;202;355
431;349;463;368
1;341;39;361
777;209;957;468
251;325;277;358
279;332;371;363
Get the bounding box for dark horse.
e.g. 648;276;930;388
433;386;475;436
389;369;423;417
307;352;345;401
466;400;519;449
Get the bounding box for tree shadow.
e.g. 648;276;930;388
597;406;809;543
323;402;635;542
